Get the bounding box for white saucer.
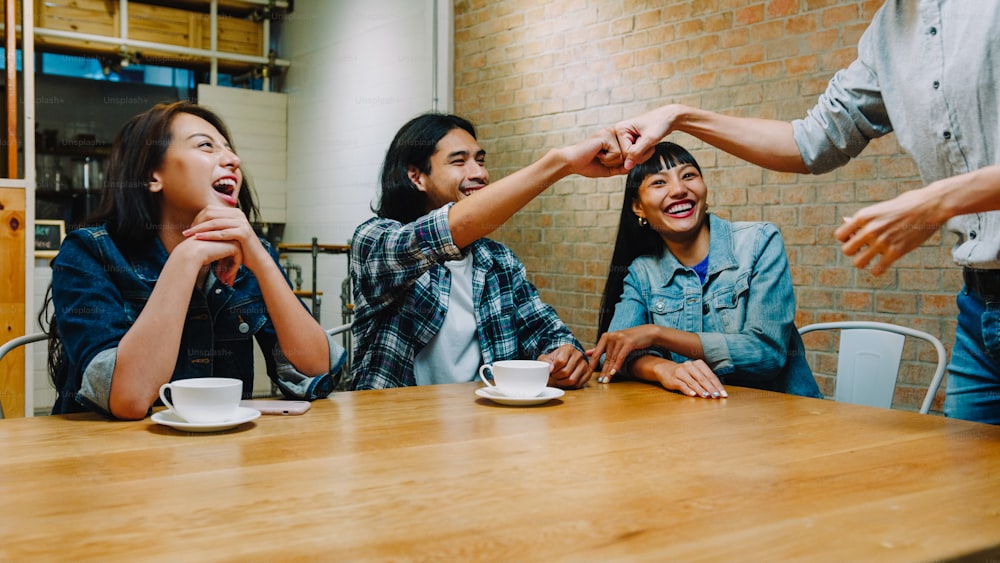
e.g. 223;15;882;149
151;406;261;432
475;386;565;406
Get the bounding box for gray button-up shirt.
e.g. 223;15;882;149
792;0;1000;268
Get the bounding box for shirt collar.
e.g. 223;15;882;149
658;214;737;283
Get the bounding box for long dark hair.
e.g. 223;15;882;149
42;101;260;389
374;112;477;223
596;142;703;339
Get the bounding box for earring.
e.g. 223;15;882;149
637;217;648;227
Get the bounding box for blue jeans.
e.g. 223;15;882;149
944;287;1000;425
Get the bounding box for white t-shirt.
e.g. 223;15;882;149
414;253;482;385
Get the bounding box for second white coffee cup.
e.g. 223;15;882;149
478;360;550;397
158;377;242;423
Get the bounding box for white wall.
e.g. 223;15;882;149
198;84;289;224
32;262;54;414
277;0;452;326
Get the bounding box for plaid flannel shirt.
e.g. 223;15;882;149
349;203;582;389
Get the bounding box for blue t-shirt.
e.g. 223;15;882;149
692;254;709;285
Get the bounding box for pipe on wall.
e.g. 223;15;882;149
5;0;18;177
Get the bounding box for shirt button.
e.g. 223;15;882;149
929;27;937;35
943;131;951;140
215;288;223;294
932;80;940;89
239;322;250;333
654;302;665;313
970;230;977;240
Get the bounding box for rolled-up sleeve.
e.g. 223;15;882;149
792;57;893;174
272;331;347;400
698;225;799;378
76;348;118;415
352;204;464;316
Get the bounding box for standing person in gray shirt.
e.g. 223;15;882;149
607;1;1000;425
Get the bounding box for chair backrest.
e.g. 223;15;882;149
0;332;49;419
798;321;947;414
325;323;353;379
325;323;352;337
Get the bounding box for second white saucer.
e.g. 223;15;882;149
475;386;565;406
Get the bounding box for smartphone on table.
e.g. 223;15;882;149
240;400;311;415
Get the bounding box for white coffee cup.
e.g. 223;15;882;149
478;360;550;397
158;377;242;423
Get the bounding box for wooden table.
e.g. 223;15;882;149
2;382;999;561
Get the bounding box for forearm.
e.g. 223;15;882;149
672;105;809;174
628;355;670;384
651;326;705;359
252;258;331;376
448;148;573;248
110;254;203;419
613;327;703;383
934;164;1000;218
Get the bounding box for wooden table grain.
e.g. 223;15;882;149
2;381;999;562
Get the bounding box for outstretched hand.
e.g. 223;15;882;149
834;187;944;275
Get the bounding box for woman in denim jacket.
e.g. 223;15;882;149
46;101;345;419
588;142;821;399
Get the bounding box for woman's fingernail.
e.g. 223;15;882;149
597;376;608;384
608;368;616;376
711;392;720;398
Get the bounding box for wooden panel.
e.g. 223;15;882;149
0;188;26;418
35;0;264;59
130;3;199;49
210;16;263;56
35;0;116;34
198;85;287;223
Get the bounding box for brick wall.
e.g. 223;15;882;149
453;0;958;413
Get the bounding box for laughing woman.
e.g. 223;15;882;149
588;142;821;399
46;101;345;419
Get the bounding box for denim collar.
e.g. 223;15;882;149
658;213;738;285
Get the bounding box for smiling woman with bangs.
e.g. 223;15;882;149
588;142;821;400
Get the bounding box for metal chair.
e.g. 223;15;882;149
798;321;947;414
326;322;353;377
325;323;352;337
0;332;49;419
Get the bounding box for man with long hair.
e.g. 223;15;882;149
349;113;624;390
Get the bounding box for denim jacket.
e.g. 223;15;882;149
608;214;821;398
50;225;346;416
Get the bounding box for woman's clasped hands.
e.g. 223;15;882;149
181;205;268;287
